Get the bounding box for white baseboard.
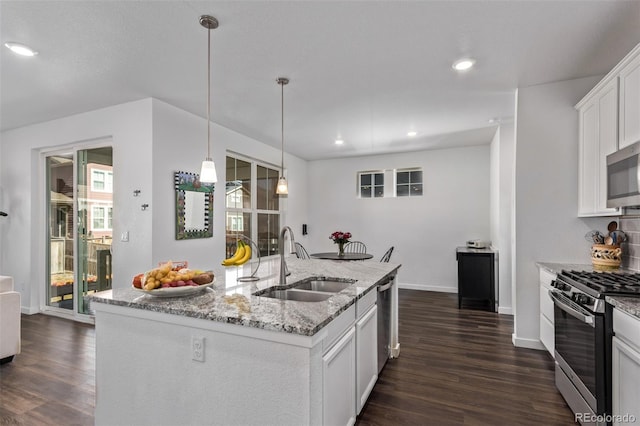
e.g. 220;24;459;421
498;306;513;315
397;283;457;293
21;306;39;315
512;333;545;350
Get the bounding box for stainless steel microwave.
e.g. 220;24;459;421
607;140;640;207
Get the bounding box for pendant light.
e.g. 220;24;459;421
276;77;289;195
199;15;219;184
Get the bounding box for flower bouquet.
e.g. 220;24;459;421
330;231;352;256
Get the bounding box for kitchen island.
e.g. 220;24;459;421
89;257;400;426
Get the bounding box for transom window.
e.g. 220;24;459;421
357;167;423;198
359;172;384;198
396;169;423;197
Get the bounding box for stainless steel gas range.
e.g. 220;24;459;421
550;270;640;426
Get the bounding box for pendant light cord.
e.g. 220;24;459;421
280;82;284;177
207;26;211;160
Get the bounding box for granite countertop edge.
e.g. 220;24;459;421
89;258;401;337
536;262;638;275
606;296;640;320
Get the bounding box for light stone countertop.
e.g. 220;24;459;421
536;262;600;275
89;257;400;337
606;296;640;320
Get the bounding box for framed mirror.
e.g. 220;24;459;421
175;171;214;240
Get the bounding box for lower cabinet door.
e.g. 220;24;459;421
539;314;554;357
356;305;378;414
323;327;356;426
612;336;640;425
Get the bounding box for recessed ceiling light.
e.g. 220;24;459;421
452;58;475;71
407;131;417;137
335;139;344;145
4;42;38;57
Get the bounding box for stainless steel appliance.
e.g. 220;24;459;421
377;278;393;373
606;140;640;207
551;270;640;425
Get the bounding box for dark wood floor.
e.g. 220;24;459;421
357;290;574;425
0;314;95;425
0;290;574;425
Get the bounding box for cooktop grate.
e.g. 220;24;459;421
558;270;640;298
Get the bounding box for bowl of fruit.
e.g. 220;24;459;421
132;261;215;297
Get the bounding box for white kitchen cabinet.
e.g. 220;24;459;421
577;78;620;217
323;327;356;426
538;267;556;356
619;52;640;149
612;308;640;425
356;304;377;414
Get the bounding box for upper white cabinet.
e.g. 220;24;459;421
577;78;620;216
619;52;640;149
576;42;640;217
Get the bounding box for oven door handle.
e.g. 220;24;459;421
549;290;595;328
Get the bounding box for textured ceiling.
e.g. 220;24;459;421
2;1;640;160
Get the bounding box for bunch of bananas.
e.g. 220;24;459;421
222;241;252;266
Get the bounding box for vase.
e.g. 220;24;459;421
338;242;345;256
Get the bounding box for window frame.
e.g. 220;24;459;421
358;170;385;198
225;153;282;258
91;169;113;193
395;168;423;197
91;205;113;231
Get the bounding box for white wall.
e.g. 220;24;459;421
0;99;154;313
307;145;490;291
490;120;516;314
513;76;613;348
0;98;307;314
151;99;308;279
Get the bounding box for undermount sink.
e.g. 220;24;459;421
255;277;357;302
258;289;333;302
293;279;353;293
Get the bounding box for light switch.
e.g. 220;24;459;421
121;231;129;242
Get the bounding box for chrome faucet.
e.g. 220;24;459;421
279;226;296;285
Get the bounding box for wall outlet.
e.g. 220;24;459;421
192;336;205;362
120;231;129;242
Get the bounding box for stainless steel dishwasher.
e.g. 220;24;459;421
377;278;393;373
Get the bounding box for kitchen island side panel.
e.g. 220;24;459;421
95;308;322;426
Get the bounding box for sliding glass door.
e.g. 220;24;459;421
46;146;113;315
47;154;75;310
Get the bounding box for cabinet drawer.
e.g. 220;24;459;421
323;304;356;355
356;289;377;319
540;285;554;323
